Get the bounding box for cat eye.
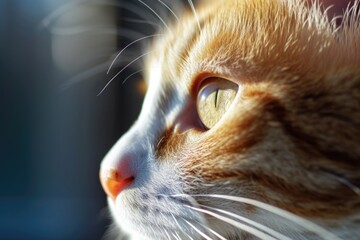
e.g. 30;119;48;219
197;77;238;129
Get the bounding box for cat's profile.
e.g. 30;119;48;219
99;0;360;239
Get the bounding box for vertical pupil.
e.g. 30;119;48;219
214;89;219;108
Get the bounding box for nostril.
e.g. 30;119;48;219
100;168;134;200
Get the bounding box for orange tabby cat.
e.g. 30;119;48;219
100;0;360;239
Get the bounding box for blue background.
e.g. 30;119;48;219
0;0;145;239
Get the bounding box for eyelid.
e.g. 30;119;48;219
191;73;238;97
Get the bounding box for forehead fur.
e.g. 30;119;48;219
147;0;360;84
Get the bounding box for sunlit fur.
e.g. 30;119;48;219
101;0;360;239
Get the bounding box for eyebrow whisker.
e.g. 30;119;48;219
98;51;152;96
187;0;201;33
107;34;161;74
158;0;180;22
138;0;172;32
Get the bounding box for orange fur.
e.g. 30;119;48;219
149;0;360;224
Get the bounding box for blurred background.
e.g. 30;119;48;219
0;0;155;239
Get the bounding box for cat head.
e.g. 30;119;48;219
100;0;360;239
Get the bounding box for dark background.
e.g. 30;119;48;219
0;0;150;239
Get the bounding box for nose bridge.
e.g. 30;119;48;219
100;96;168;199
99;122;155;199
100;124;147;172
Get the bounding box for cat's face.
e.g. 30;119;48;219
100;0;360;239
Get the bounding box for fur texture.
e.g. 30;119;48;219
100;0;360;239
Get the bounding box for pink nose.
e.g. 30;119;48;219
100;168;134;200
100;156;135;200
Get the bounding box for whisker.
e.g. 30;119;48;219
158;0;180;22
49;26;112;35
107;34;161;74
174;212;223;240
184;232;194;240
178;194;342;240
204;228;227;240
187;236;195;240
61;61;115;90
164;230;172;240
184;220;214;240
41;0;143;29
319;168;360;197
156;210;173;240
49;26;144;40
60;52;139;90
122;17;159;28
40;0;83;29
171;232;180;240
331;175;360;197
175;207;227;240
198;204;292;240
122;69;143;85
185;205;277;240
138;0;171;32
194;220;227;240
170;212;185;234
97;51;152;96
187;0;201;33
176;231;184;240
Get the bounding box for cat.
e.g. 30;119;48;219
99;0;360;239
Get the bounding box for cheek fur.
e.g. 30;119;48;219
155;85;360;219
